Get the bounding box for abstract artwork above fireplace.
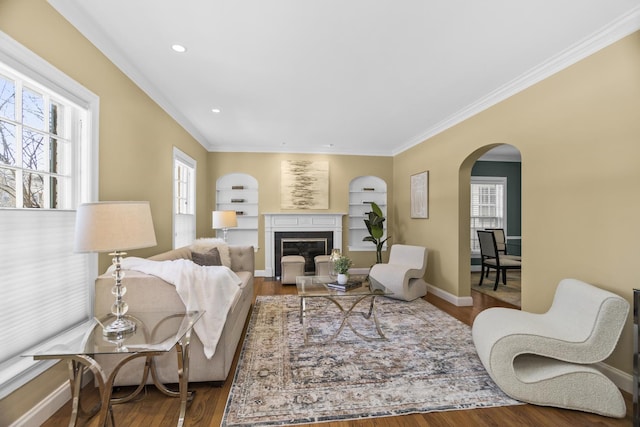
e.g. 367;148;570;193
281;160;329;209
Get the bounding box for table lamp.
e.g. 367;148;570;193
74;201;157;338
212;210;238;242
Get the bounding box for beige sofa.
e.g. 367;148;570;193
94;245;254;385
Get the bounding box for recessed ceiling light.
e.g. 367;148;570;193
171;44;187;53
211;108;221;113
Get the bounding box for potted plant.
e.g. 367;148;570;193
363;201;390;264
334;255;352;284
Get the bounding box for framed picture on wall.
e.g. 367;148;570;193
411;171;429;219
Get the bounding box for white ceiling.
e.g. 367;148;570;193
48;1;640;157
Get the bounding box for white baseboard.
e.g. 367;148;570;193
597;361;632;394
10;382;69;427
10;371;94;427
427;284;473;306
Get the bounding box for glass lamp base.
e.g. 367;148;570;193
102;317;136;339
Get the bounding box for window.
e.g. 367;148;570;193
173;147;195;249
0;75;73;208
470;177;506;253
0;33;98;398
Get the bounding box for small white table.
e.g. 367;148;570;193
23;311;203;427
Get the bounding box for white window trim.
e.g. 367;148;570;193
0;31;99;399
470;176;507;257
172;147;196;249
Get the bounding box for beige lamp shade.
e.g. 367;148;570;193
212;210;238;229
74;201;157;253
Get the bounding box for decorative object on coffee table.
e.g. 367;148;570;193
327;248;341;280
334;255;352;284
74;201;157;338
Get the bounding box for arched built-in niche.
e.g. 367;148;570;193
216;173;259;248
348;176;388;251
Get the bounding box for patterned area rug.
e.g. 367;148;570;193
221;295;521;426
471;271;521;307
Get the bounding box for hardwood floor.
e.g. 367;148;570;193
42;277;633;427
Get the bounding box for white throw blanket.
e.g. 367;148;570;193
112;257;242;359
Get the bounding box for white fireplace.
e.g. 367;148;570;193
264;213;346;277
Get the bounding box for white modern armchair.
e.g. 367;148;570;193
472;278;629;418
368;244;429;301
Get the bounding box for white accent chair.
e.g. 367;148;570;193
368;244;428;301
472;278;629;418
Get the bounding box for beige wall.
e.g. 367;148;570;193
208;152;394;270
393;31;640;375
1;0;638;424
0;1;209;424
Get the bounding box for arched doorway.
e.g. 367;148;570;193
459;144;522;306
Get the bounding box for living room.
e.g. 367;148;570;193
1;1;639;425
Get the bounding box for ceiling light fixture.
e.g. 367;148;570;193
211;108;221;113
171;44;187;53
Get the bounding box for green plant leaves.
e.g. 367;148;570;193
362;202;390;263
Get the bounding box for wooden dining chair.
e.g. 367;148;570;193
477;230;521;290
485;228;521;261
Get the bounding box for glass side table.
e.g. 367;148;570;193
22;310;203;427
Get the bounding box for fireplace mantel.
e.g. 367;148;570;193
264;213;346;277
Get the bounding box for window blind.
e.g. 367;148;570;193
0;209;91;389
175;213;195;248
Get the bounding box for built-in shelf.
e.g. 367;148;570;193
348;176;388;251
216;173;259;248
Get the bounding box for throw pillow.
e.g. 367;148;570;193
190;237;231;267
192;247;222;266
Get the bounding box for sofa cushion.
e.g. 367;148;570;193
192;247;223;266
191;238;231;267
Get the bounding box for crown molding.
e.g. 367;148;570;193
47;0;210;148
48;1;640;156
393;5;640;156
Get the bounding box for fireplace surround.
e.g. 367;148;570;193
264;213;345;278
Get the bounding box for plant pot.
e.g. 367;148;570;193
337;273;348;285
